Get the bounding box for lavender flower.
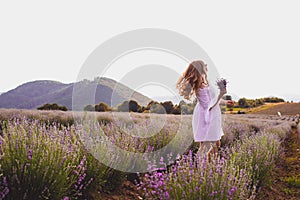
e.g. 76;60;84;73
228;186;236;198
27;149;33;160
165;191;170;198
216;78;228;90
0;176;9;198
0;106;289;199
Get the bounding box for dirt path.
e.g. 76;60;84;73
256;125;300;200
93;181;141;200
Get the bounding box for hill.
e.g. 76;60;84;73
252;102;300;115
0;77;152;110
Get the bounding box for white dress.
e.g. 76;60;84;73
192;86;224;142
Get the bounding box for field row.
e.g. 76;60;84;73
0;109;297;199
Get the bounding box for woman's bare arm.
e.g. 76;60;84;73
209;89;227;111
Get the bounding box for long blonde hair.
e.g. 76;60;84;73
176;60;208;100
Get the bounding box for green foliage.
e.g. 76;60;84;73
138;122;284;200
229;133;282;189
146;101;181;114
223;95;232;100
141;152;252;200
83;99;197;115
237;96;284;109
117;100;142;112
172;105;181;115
180;102;195;114
117;100;129;112
238;98;264;108
238;98;248;108
179;100;186;106
263;97;285;103
146;100;159;110
161;101;174;114
128;100;140;112
150;103;166;114
84;104;95;112
95;102;111;112
37;103;68;111
0;120;86;199
84;102;112;112
284;176;300;188
0;109;293;199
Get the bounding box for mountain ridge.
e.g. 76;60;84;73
0;78;152;110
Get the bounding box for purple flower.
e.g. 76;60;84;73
79;156;86;166
1;176;9;198
27;149;33;160
210;191;218;197
160;157;164;165
68;144;73;152
165;191;169;198
216;78;228;90
228;186;236;197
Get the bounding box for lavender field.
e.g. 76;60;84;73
0;109;297;199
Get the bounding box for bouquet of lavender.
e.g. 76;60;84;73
216;78;228;91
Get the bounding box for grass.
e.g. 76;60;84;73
256;121;300;200
284;176;300;188
226;103;283;114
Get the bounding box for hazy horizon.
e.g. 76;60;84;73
1;77;299;104
1;1;300;102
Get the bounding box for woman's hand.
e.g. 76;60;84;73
220;88;227;96
209;88;227;111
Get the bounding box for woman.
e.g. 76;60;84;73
176;60;227;159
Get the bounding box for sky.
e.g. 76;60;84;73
1;1;300;102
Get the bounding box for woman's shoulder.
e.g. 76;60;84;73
198;85;209;91
199;80;209;89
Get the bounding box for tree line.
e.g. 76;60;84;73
36;96;285;113
37;103;68;111
237;97;284;108
83;100;197;115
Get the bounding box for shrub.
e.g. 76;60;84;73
117;101;129;112
150;104;166;114
146;100;160;110
95;102;111;112
37;103;68;111
161;101;174;114
263;97;285;103
116;100;142;112
84;104;95;112
180;104;194;115
223;95;232;100
238;98;248;108
128;100;140;112
137;123;284;200
138;151;253;200
0;120;88;199
172;105;181;115
228;133;282;189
